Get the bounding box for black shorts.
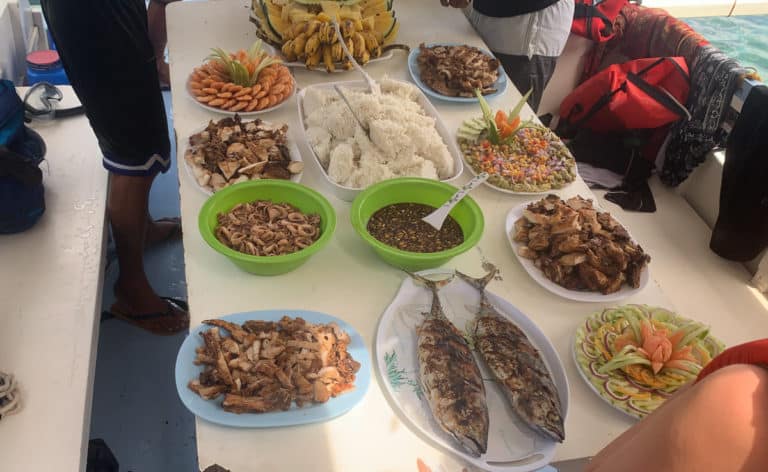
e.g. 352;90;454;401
41;0;170;176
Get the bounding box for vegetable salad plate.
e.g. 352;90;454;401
175;309;371;428
573;305;724;419
457;95;577;195
407;43;508;103
505;201;650;303
376;270;569;471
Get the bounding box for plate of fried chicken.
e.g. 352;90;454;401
175;310;370;427
408;43;507;102
506;195;651;302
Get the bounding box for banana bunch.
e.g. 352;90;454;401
281;18;382;71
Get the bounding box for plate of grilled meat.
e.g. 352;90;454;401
176;310;370;428
375;266;568;471
408;43;507;102
506;195;651;302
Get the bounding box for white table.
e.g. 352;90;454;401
166;2;768;470
0;87;107;472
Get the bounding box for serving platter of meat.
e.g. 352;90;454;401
505;195;651;302
175;310;370;427
182;116;304;195
408;43;507;102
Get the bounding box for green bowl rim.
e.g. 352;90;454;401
198;180;337;264
350;177;485;260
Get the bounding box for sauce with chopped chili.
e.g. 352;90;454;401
366;203;464;253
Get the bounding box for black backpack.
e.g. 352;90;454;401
0;79;46;233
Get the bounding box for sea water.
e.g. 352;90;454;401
683;15;768;76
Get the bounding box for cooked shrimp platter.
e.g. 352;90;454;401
188;41;295;114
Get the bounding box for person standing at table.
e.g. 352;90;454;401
40;0;189;335
442;0;575;113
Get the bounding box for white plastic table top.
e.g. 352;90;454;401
166;1;768;471
0;87;107;472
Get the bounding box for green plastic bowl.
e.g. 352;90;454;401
350;177;484;271
198;180;336;276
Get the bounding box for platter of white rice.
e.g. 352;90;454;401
297;78;463;201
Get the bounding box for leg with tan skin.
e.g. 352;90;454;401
147;0;181;87
586;364;768;472
109;172;188;333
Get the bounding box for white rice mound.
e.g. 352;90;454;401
303;78;455;188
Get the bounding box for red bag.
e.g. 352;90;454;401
559;57;690;132
571;0;630;42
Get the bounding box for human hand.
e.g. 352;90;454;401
440;0;471;8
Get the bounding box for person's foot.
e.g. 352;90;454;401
145;216;182;246
110;281;189;335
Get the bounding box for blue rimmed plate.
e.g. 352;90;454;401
407;43;507;103
175;309;371;428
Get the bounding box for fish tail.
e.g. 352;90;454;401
406;271;453;319
405;271;454;293
456;265;498;293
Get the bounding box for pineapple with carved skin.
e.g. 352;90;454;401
251;0;398;71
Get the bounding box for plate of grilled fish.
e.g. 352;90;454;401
506;195;651;302
375;265;568;471
175;310;370;427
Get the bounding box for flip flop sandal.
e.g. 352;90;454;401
108;297;190;336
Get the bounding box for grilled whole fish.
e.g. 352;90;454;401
458;267;565;442
409;272;489;457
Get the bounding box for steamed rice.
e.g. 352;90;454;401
304;79;454;188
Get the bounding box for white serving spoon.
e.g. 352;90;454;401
333;21;380;95
422;172;489;231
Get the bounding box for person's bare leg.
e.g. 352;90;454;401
109;172;177;314
587;364;768;472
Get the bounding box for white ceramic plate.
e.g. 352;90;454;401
459;130;578;196
376;270;569;472
185;75;296;117
175;309;371;428
463;159;577;197
180;121;303;196
504;200;650;302
572;305;724;419
283;49;395;73
296;79;464;202
407;43;507;103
